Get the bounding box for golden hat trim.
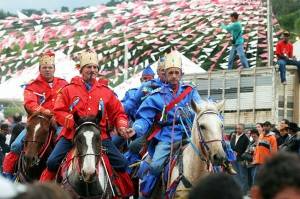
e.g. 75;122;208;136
164;50;182;70
79;51;98;69
39;55;55;66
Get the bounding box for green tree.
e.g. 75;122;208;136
0;9;16;19
3;106;25;118
60;6;69;12
295;18;300;33
272;0;300;16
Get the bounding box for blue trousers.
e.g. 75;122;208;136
232;161;249;194
278;59;300;82
228;43;249;69
47;137;128;172
139;141;171;198
112;135;127;149
10;127;62;154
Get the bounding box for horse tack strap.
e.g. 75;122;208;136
147;86;193;141
38;128;54;158
177;150;192;188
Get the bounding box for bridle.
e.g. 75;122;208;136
23;114;53;163
195;110;224;163
74;121;102;158
73;122;102;182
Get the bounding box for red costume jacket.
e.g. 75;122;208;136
54;76;128;141
24;75;68;113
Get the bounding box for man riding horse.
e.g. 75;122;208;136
39;50;134;196
126;50;203;198
2;51;68;180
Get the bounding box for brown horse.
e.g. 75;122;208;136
16;112;55;182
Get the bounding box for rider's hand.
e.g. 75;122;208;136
126;128;136;138
117;127;129;139
41;109;53;117
50;116;58;128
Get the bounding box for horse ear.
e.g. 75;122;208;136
215;100;225;111
95;110;102;125
95;100;103;124
73;112;81;126
25;106;33;116
191;100;201;114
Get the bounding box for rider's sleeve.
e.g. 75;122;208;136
122;89;139;118
133;95;161;137
191;88;202;105
53;88;73;128
24;88;46;113
106;89;128;128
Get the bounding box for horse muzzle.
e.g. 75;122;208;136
81;169;97;183
24;155;40;168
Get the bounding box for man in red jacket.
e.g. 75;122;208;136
40;50;131;182
276;31;300;84
2;51;68;180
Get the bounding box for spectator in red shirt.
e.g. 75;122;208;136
276;31;300;84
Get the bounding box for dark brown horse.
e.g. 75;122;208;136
58;112;113;199
16;112;56;182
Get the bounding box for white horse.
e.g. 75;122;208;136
168;100;227;199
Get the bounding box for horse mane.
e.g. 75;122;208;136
76;116;99;125
199;101;219;113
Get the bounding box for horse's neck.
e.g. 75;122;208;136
181;121;209;183
181;144;209;184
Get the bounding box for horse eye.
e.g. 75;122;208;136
200;125;206;130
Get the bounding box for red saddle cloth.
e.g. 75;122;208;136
59;149;134;198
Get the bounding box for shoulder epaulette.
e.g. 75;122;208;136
149;87;163;95
182;81;195;88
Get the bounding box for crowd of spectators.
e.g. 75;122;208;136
0;113;24;173
189;119;300;199
227;119;300;194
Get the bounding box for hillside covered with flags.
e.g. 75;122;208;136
0;0;282;88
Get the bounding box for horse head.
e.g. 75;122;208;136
73;111;102;183
23;112;52;169
191;100;227;165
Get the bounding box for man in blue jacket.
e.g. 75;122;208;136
115;60;166;148
127;51;202;198
122;58;166;122
122;65;155;121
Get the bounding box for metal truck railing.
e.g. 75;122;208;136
183;66;299;128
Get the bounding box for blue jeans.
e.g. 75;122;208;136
47;138;128;172
232;161;249;194
139;142;171;198
278;59;300;82
149;141;171;176
252;164;262;185
228;43;249;69
112;135;127;149
10;127;63;154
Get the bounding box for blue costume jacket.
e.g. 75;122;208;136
122;78;164;121
133;83;202;143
